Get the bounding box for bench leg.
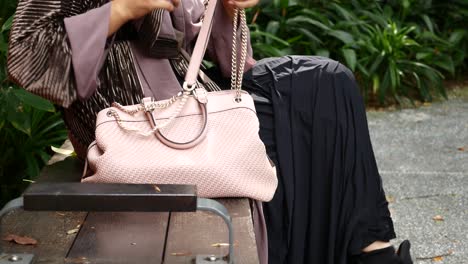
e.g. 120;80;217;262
0;197;24;219
0;197;34;264
1;197;235;264
196;198;234;264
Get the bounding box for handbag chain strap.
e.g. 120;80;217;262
109;4;248;136
107;93;190;137
231;8;248;102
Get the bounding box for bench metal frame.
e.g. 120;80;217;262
1;185;235;264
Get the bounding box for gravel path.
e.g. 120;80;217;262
368;97;468;264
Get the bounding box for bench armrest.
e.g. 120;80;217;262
23;183;197;212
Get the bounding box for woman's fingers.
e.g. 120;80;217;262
171;0;180;8
232;0;259;9
149;0;176;11
222;0;235;18
223;0;258;19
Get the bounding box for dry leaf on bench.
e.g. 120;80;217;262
3;234;37;245
211;243;230;247
432;256;443;261
171;252;191;256
51;146;75;156
211;242;238;247
67;228;80;235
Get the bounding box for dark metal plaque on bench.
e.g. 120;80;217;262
23;183;197;212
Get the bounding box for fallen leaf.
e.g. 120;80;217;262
67;228;80;235
457;147;465;151
211;243;230;247
171;252;191;256
130;242;137;245
211;242;238;247
51;146;75;156
433;215;444;221
416;250;453;261
3;234;37;245
386;195;395;203
153;185;161;192
22;179;35;183
65;257;90;264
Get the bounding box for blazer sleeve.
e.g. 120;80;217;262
64;3;113;100
7;0;108;107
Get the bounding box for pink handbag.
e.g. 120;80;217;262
83;0;278;202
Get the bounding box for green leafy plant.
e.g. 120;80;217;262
386;0;468;76
355;22;445;103
1;4;68;206
0;87;68;205
248;0;466;105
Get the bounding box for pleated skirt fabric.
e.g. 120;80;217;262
242;56;396;264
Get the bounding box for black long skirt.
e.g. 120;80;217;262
242;56;396;264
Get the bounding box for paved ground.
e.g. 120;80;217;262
367;95;468;263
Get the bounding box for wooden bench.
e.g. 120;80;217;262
0;157;259;264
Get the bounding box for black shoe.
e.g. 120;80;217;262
396;240;413;264
355;240;413;264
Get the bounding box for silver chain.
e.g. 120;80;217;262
112;92;182;114
108;91;190;137
231;8;248;101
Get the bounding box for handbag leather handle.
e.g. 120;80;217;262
184;0;218;88
146;102;208;149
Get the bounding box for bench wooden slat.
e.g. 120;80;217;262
25;157;198;213
24;183;197;212
66;212;169;264
1;157;88;263
1;210;86;264
163;199;259;264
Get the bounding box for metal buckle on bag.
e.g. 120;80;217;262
193;88;208;104
141;97;158;129
141;97;154;112
183;82;197;92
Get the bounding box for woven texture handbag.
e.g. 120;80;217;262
83;0;278;202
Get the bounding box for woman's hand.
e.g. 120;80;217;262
113;0;180;21
222;0;259;19
108;0;180;36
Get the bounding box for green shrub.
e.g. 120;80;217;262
248;0;467;104
355;22;444;103
0;2;68;206
386;0;468;75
